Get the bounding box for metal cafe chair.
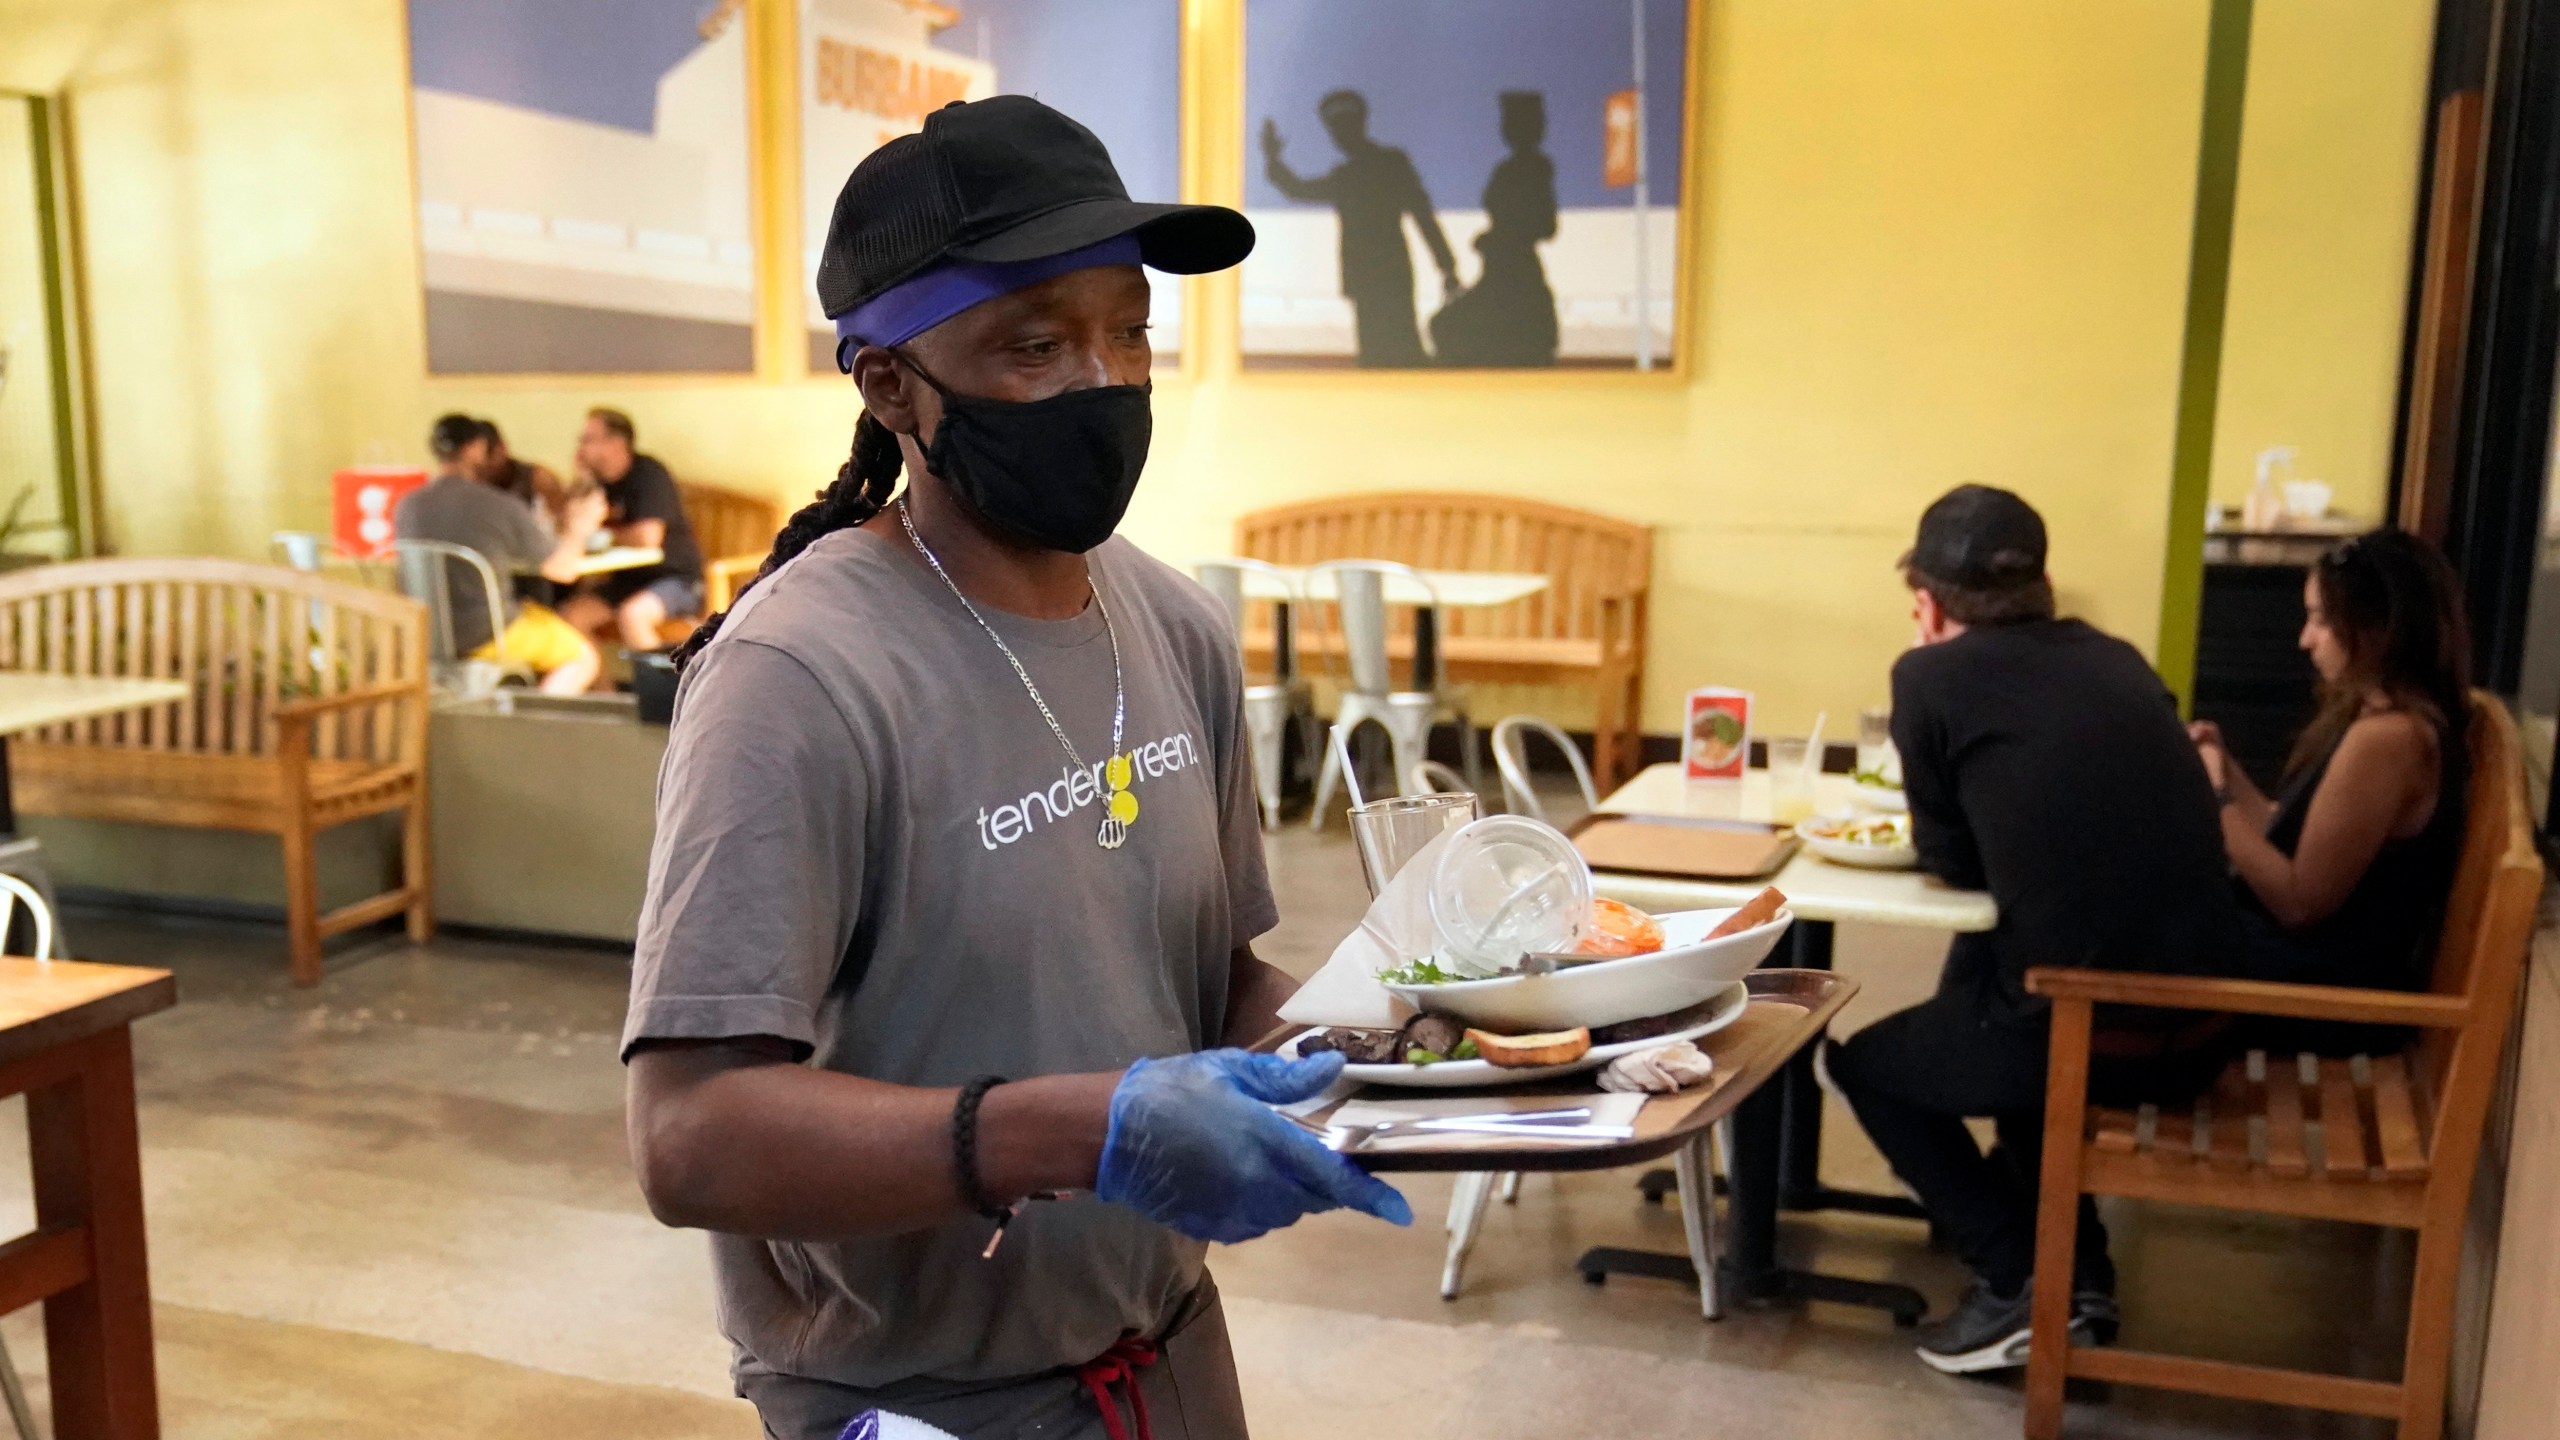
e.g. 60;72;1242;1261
1193;558;1307;831
1406;759;1474;799
1491;714;1602;825
1420;733;1728;1308
269;530;340;572
392;540;513;695
1391;758;1554;1298
1305;559;1478;827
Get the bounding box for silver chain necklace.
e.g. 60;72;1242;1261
898;500;1137;849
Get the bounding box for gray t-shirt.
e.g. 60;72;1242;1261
392;472;549;649
622;525;1277;1398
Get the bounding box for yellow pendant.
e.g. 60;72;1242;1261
1098;754;1138;849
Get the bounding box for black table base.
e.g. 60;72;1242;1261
1575;920;1933;1327
0;733;19;836
1572;1247;1930;1326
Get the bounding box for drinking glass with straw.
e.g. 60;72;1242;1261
1338;728;1478;898
1766;711;1825;827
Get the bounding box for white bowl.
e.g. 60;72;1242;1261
1796;817;1918;870
1383;905;1793;1031
1849;779;1908;813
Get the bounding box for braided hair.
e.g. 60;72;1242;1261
671;411;906;671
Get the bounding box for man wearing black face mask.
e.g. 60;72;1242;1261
622;97;1410;1440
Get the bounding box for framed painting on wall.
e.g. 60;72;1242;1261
799;0;1185;373
405;0;759;376
1243;0;1690;372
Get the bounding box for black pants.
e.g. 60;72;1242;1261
1827;985;2227;1298
740;1278;1247;1440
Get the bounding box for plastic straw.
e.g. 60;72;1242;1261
1803;711;1828;780
1333;726;1369;810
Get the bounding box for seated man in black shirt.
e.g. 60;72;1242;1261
560;407;706;652
1828;486;2242;1375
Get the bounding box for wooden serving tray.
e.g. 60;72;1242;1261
1569;812;1799;881
1270;969;1858;1174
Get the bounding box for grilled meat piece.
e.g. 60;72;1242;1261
1299;1028;1405;1064
1402;1014;1467;1059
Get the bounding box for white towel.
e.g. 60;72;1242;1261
1275;829;1457;1031
1597;1041;1715;1094
1327;1093;1648;1152
841;1411;962;1440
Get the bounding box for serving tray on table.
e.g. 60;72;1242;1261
1267;969;1859;1173
1568;813;1798;881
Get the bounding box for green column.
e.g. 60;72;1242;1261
27;97;89;557
2156;0;2255;709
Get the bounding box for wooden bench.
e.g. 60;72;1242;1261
0;559;433;986
679;480;781;616
1234;494;1652;785
2023;694;2542;1440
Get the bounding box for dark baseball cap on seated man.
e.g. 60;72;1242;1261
428;413;487;462
1903;485;2049;590
818;95;1254;371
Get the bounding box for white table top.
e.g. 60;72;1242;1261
1589;763;1998;933
1220;563;1550;609
0;674;192;738
565;546;662;578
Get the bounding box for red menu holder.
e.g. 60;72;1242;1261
1683;687;1752;780
332;466;428;558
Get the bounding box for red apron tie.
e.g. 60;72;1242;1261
1074;1336;1160;1440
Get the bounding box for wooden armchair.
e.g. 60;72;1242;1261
2022;694;2542;1440
678;481;780;616
1235;493;1651;785
0;559;433;985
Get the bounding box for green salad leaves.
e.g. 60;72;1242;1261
1376;957;1464;987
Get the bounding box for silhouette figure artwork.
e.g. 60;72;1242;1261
1263;90;1461;367
1430;91;1560;368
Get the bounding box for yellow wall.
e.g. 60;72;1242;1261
2209;0;2434;521
14;0;2431;737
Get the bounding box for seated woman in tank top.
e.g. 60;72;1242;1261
2188;530;2471;1050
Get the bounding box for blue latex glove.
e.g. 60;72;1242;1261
1095;1049;1414;1244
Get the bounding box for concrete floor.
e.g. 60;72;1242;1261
0;818;2411;1438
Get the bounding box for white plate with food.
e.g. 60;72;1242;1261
1380;891;1792;1032
1796;812;1918;869
1282;982;1751;1090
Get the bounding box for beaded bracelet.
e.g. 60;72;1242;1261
950;1074;1011;1222
952;1076;1064;1258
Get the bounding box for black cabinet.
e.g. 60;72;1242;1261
2193;560;2319;790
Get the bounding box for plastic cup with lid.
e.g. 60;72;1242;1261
1427;815;1595;976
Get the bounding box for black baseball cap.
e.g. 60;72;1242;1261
1905;485;2048;589
815;95;1253;322
428;413;487;460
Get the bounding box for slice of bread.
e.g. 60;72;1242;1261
1465;1027;1592;1068
1707;885;1788;939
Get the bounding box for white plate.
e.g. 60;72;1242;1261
1849;779;1909;813
1795;817;1919;870
1381;905;1791;1031
1282;981;1750;1090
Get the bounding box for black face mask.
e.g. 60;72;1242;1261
900;355;1152;553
